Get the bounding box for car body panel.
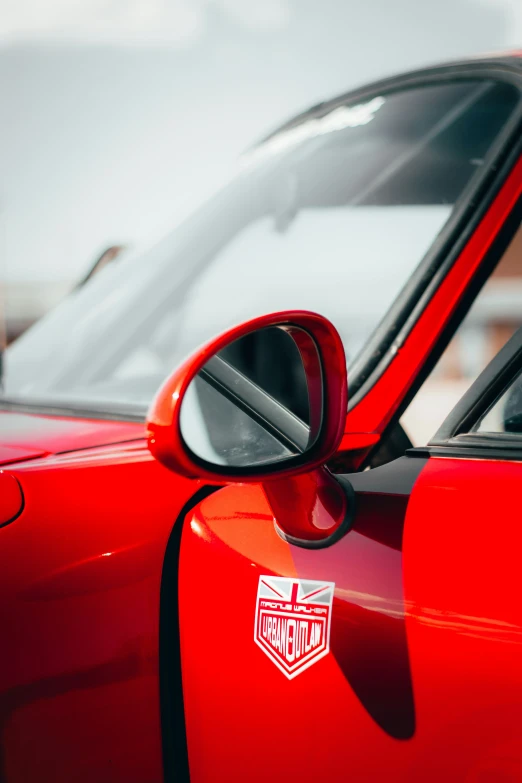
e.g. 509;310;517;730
0;444;47;466
179;458;422;782
0;444;194;782
0;411;144;457
402;456;522;781
179;454;522;781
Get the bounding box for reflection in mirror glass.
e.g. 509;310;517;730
179;326;321;469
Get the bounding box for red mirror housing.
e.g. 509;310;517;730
146;310;347;484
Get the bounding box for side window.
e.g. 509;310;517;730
474;371;522;434
401;220;522;446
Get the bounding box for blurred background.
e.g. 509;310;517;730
1;0;522;444
2;0;521;339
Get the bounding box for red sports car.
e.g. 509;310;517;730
1;52;522;782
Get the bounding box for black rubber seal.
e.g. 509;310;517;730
160;485;220;783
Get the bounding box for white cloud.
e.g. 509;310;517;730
0;0;292;46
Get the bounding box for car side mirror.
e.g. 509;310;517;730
147;311;347;483
147;311;353;547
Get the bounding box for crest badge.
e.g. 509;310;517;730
254;575;335;679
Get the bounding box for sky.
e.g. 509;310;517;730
1;0;521;283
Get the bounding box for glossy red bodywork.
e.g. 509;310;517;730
147;310;347;482
179;457;522;781
402;457;522;780
0;445;47;465
0;439;194;782
179;479;414;782
0;411;143;454
263;468;347;541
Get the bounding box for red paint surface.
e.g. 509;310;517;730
0;444;197;783
263;467;347;540
0;411;143;454
179;483;413;782
403;457;522;780
180;456;522;781
0;445;47;466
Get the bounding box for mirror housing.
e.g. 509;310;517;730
146;311;347;483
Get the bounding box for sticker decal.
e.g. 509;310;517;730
254;575;335;679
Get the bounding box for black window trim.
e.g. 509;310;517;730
409;318;522;462
362;191;522;469
347;59;522;407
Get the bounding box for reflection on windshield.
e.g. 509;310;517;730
241;96;386;168
3;78;519;415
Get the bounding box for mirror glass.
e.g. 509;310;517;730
179;326;322;469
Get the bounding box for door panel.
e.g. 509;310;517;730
179;454;522;780
403;456;522;781
178;458;425;782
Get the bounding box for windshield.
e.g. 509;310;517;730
3;78;519;417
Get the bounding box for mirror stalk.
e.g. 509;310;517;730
263;467;355;548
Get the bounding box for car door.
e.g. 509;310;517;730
399;333;522;781
176;326;522;783
166;66;522;782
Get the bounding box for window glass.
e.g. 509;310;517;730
4;79;519;415
474;370;522;434
402;221;522;445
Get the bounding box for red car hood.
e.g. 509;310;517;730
0;411;145;465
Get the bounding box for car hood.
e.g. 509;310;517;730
0;411;145;465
